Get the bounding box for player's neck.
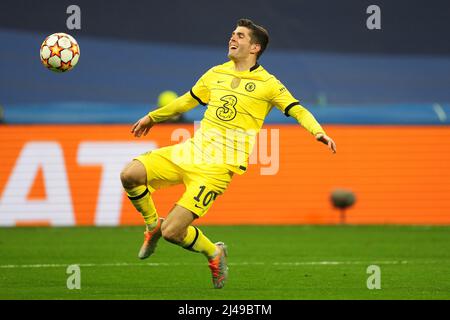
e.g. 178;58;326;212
232;58;258;72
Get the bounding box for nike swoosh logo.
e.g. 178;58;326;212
217;80;226;83
195;204;202;209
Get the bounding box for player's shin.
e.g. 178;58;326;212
125;185;159;230
181;226;217;258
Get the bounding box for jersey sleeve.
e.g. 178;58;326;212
190;69;212;106
269;78;302;116
270;78;325;136
287;105;326;136
148;91;198;123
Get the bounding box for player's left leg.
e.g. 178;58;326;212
160;166;233;288
161;205;228;289
161;205;217;257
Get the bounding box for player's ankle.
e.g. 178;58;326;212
146;220;159;231
207;247;220;260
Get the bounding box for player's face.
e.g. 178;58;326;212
228;26;259;61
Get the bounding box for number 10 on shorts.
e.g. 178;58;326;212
194;185;218;207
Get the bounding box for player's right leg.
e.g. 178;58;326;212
120;159;162;259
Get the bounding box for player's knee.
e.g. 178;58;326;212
120;169;133;188
120;165;144;189
161;224;183;244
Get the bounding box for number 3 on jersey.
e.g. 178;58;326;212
194;185;218;207
216;95;237;121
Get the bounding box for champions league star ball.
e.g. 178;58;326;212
40;33;80;72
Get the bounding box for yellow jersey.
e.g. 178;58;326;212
149;60;325;175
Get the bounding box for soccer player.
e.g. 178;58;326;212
120;18;336;289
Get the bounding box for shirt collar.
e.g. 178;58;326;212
249;63;260;72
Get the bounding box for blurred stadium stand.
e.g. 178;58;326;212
1;0;450;124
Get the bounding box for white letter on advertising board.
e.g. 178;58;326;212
77;142;157;226
0;142;75;226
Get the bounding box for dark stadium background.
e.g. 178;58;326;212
1;0;450;123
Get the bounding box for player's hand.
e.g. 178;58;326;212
315;133;337;154
131;115;154;138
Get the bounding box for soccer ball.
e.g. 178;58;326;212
40;33;80;72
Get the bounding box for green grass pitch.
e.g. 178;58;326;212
0;225;449;299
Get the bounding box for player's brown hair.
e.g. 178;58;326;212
237;18;269;59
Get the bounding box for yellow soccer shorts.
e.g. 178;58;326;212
134;145;234;217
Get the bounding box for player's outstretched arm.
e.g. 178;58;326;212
131;114;155;138
287;104;337;154
315;133;337;154
131;92;200;138
148;92;199;123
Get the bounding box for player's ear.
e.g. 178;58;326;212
250;43;261;55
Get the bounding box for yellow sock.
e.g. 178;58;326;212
181;226;217;258
125;185;158;229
